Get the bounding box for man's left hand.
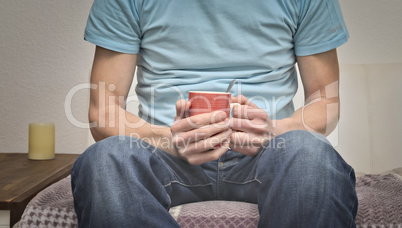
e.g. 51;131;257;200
229;95;275;156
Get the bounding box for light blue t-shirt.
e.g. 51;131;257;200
84;0;348;126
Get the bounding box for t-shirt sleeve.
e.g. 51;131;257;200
294;0;349;56
84;0;142;54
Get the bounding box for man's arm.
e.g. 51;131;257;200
278;48;340;136
229;48;340;156
88;46;171;143
88;46;230;164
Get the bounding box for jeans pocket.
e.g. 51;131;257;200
152;148;213;187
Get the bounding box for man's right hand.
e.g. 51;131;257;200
169;99;231;165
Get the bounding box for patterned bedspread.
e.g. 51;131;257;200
18;172;402;228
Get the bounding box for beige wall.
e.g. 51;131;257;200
1;0;401;173
0;1;94;154
294;64;402;174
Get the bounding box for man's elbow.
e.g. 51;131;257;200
88;106;105;142
324;102;340;136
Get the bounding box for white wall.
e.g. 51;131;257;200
0;0;401;173
294;64;402;174
334;0;402;173
337;0;402;64
0;1;94;154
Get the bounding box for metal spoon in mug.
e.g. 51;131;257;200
226;79;237;93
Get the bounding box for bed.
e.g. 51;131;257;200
17;168;402;228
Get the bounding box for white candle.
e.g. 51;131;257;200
28;123;55;160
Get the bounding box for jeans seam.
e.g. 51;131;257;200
151;148;191;187
222;178;262;185
153;152;213;187
349;196;358;228
218;162;224;199
163;181;213;188
164;192;172;210
348;168;358;228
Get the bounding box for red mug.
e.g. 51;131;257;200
188;91;231;117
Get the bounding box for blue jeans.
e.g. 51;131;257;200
71;130;358;227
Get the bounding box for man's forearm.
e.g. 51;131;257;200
275;96;340;137
89;102;173;152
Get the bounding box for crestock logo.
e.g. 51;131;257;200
64;80;340;147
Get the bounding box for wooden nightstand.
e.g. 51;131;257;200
0;153;80;228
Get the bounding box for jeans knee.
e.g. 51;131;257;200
72;135;147;177
257;130;356;217
78;136;125;162
283;130;336;161
264;130;349;175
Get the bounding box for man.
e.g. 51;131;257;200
72;0;358;227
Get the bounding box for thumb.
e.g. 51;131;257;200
175;99;191;118
231;95;258;107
